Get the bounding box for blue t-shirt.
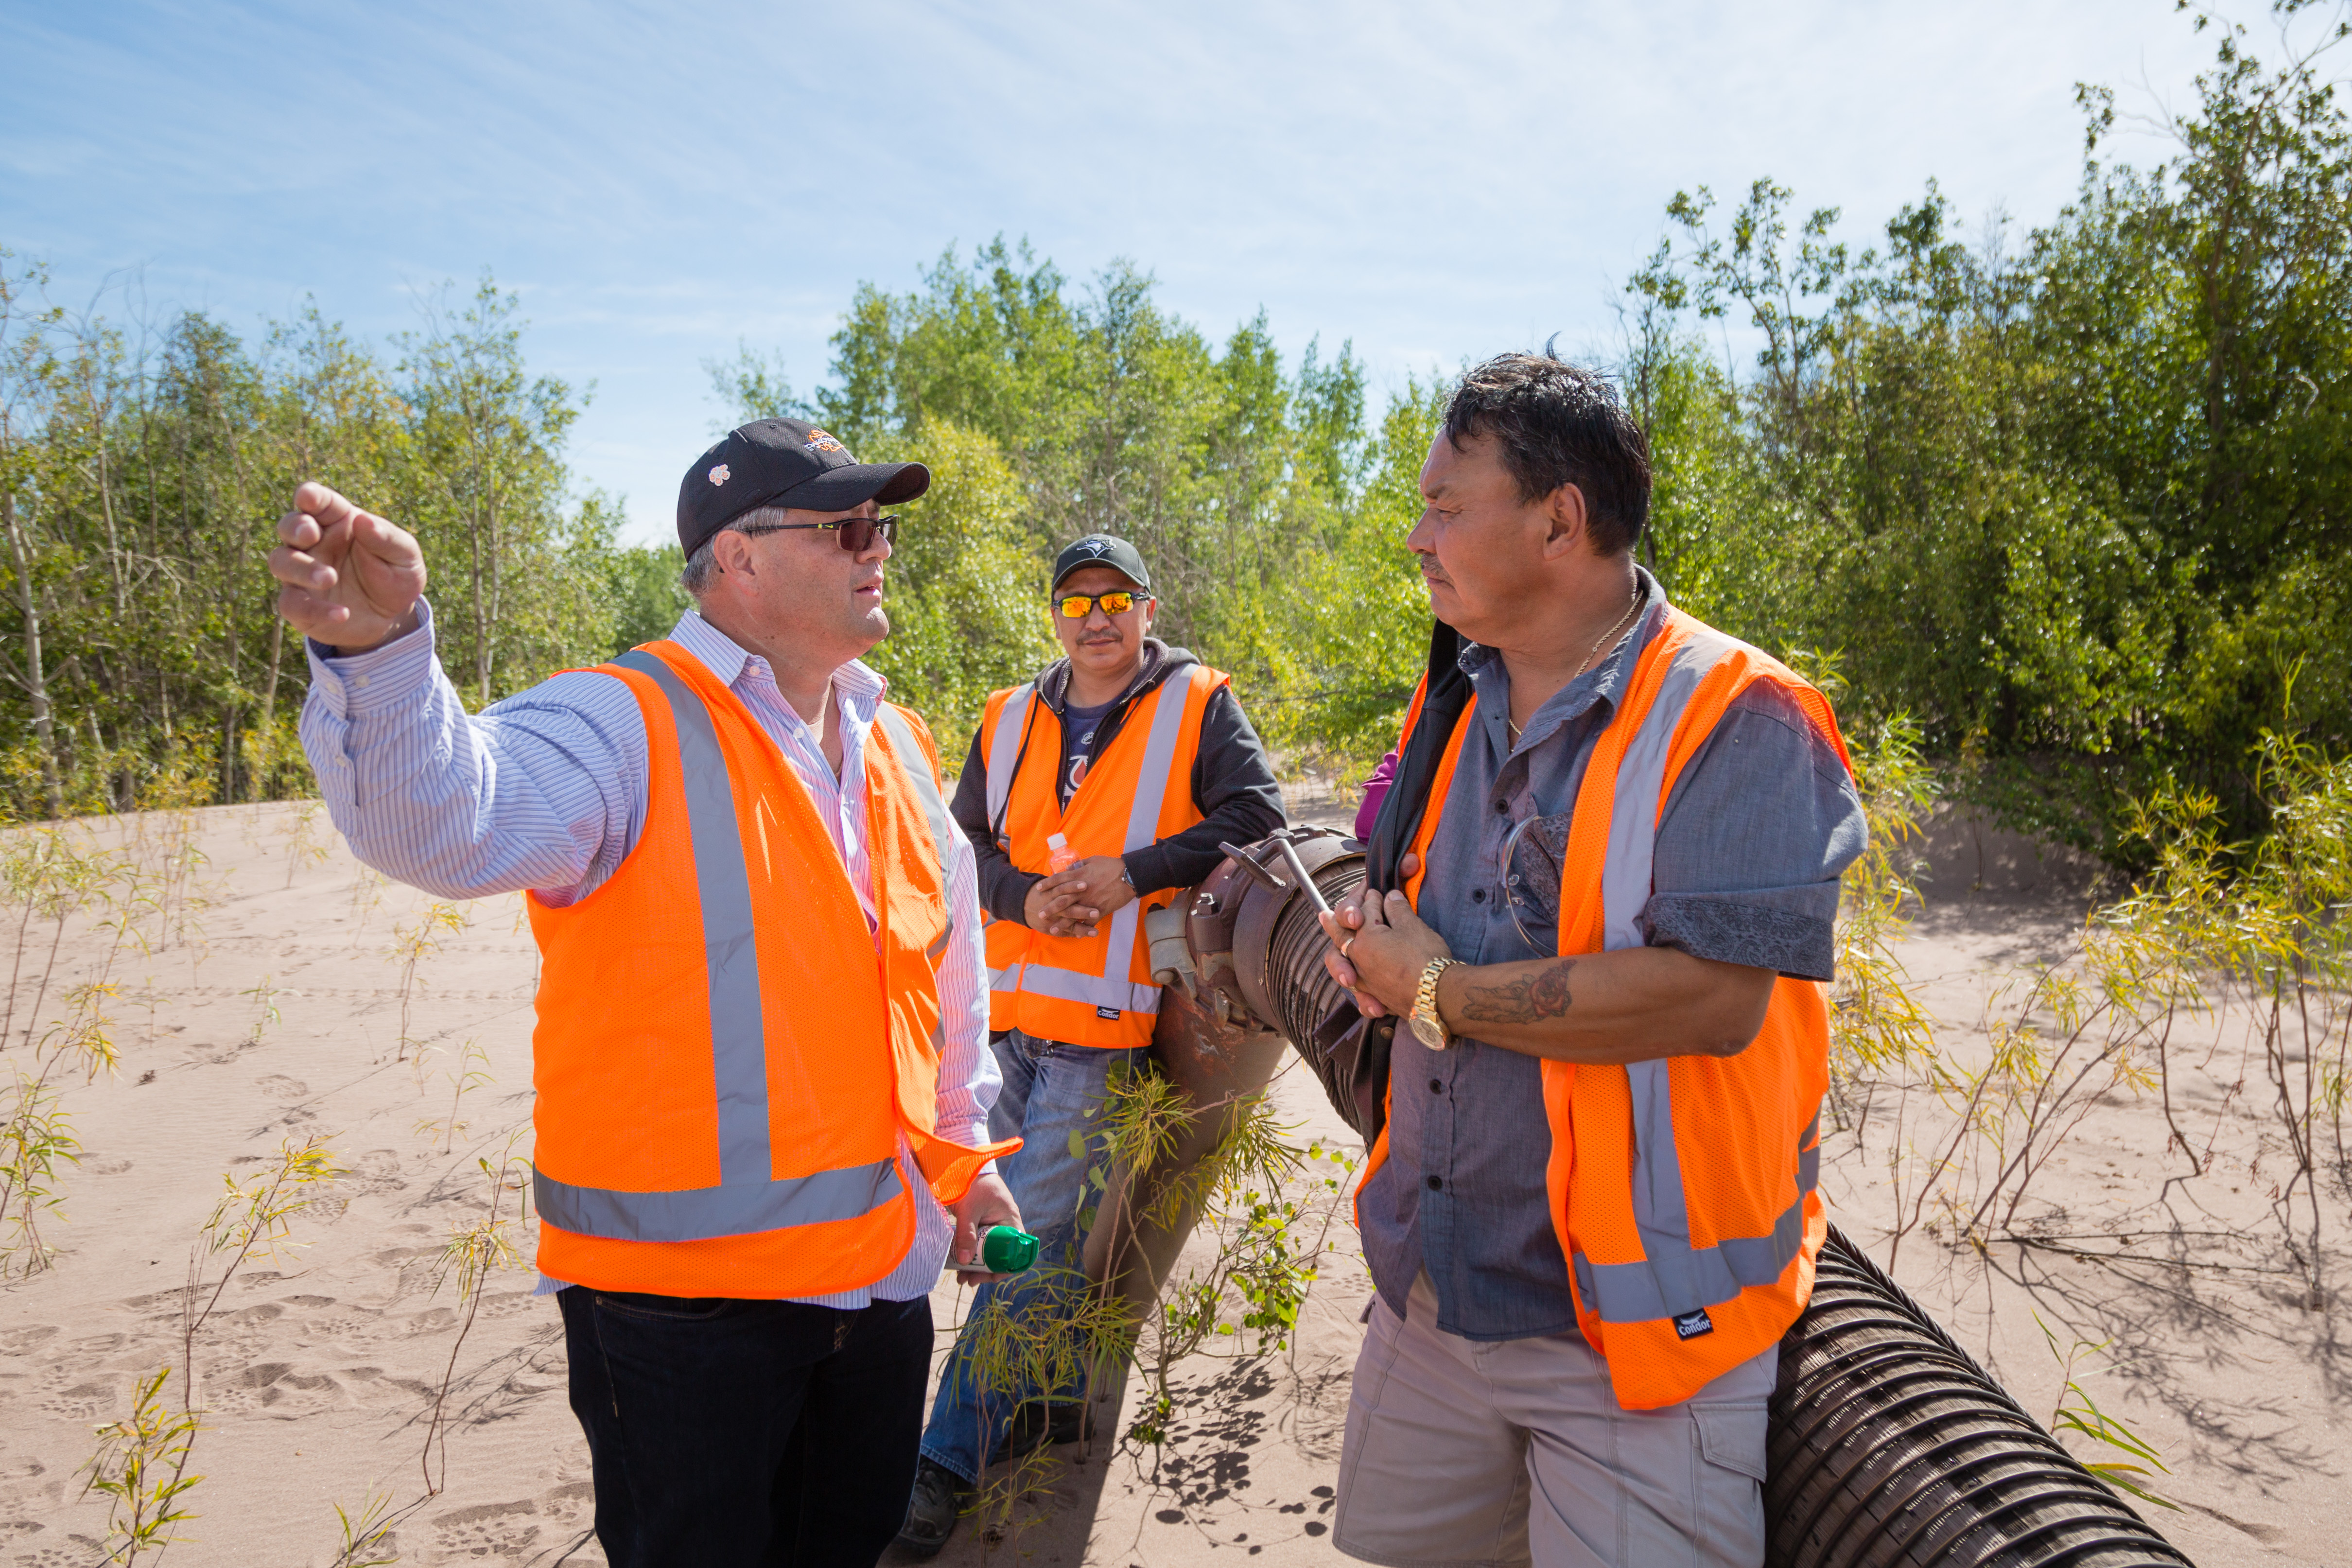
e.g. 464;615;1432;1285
1057;698;1115;807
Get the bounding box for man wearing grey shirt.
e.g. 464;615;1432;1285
1319;354;1864;1568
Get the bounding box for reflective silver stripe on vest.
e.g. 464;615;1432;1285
535;1157;903;1244
1010;956;1161;1017
1570;624;1818;1324
984;684;1035;843
532;651;904;1246
1098;673;1193;978
613;649;771;1185
1016;670;1195;1014
1597;624;1736;951
873;702;960;1053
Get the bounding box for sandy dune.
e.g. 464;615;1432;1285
0;800;2338;1566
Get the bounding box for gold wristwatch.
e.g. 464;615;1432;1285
1410;957;1459;1050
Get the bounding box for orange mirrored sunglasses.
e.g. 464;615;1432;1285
1056;590;1142;619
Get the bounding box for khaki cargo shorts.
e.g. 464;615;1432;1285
1334;1272;1773;1568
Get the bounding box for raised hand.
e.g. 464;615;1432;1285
267;482;427;652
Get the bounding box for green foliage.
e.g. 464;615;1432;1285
1620;5;2352;858
0;1062;77;1276
604;535;690;655
418;1133;529;1496
0;828;150;1277
75;1132;343;1565
0;261;624;815
0;3;2338;860
324;1490;404;1568
1255;379;1446;776
2035;1313;2180;1511
79;1365;203;1561
861;419;1056;750
812;239;1373;707
703;339;809;428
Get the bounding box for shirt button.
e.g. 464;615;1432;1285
1426;1175;1443;1191
1429;1078;1444;1094
1495;799;1509;814
352;675;370;689
1472;888;1487;903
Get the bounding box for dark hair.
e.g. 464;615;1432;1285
1442;350;1650;556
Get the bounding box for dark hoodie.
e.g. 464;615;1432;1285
951;638;1288;924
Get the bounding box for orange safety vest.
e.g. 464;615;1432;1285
529;642;1019;1298
977;663;1226;1048
1359;606;1850;1409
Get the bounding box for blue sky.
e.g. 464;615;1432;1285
1;0;2256;546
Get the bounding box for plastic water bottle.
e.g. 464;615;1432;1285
1046;832;1080;873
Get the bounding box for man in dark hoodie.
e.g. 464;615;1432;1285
899;534;1285;1552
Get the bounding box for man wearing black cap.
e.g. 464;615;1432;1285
267;418;1023;1568
898;534;1286;1552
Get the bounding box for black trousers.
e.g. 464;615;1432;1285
558;1286;932;1568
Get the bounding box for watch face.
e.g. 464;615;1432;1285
1410;1013;1445;1049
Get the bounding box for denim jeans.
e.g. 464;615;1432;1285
919;1028;1141;1483
559;1286;931;1568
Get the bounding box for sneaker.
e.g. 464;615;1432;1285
896;1459;972;1558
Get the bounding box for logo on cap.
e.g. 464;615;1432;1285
803;429;847;454
708;464;731;487
1074;538;1113;558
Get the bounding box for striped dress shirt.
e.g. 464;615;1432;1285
298;601;998;1307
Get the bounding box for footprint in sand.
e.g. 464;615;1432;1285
17;1535;109;1568
33;1382;113;1421
423;1497;543;1562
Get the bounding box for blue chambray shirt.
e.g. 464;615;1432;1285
1357;570;1867;1341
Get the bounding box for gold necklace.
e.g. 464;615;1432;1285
1504;590;1642;746
1575;590;1644;679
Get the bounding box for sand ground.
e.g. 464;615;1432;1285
0;797;2340;1566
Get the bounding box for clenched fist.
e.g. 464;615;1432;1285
267;483;427;652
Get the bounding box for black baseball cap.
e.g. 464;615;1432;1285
676;418;930;558
1051;534;1153;594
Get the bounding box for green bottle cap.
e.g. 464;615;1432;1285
980;1224;1040;1273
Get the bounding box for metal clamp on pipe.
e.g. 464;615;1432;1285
1184;825;1363;1047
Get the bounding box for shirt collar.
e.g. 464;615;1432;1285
666;610;889;709
1457;567;1669;751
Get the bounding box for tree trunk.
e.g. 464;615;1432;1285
2;490;62;819
254;614;284;802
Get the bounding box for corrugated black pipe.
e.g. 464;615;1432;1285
1772;1228;2192;1567
1201;833;2197;1568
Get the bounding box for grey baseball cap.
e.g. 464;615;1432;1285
1050;534;1152;593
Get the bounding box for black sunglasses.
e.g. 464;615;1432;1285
738;515;898;552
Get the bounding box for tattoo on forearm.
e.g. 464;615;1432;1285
1458;959;1577;1025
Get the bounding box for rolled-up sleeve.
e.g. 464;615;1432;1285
1645;681;1865;982
298;599;646;904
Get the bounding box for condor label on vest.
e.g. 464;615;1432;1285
1095;1006;1121;1020
1672;1308;1715;1341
